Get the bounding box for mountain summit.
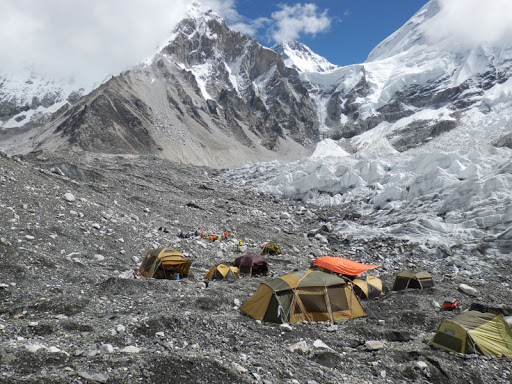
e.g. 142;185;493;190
272;41;338;73
1;4;321;167
2;0;512;165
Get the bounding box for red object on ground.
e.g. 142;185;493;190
443;300;459;310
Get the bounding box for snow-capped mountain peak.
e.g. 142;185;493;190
366;0;440;62
272;41;338;73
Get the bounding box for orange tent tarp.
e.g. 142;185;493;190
312;256;380;276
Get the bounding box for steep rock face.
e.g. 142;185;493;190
162;8;320;148
15;6;320;166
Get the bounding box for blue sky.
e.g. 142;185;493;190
228;0;429;66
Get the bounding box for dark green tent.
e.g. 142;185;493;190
392;270;434;290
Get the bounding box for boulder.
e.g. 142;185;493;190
458;283;478;297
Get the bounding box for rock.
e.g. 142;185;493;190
25;235;35;240
102;209;114;220
78;371;109;383
100;344;114;354
63;193;76;202
280;212;291;219
120;346;141;353
313;339;334;352
320;223;333;232
48;346;65;354
93;254;105;262
233;298;241;307
458;283;478;297
116;324;126;333
26;343;45;353
232;362;248;373
289;341;309;354
365;340;385;351
314;233;329;244
280;323;293;331
311;350;340;368
416;361;428;370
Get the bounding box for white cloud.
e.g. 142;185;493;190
270;3;331;42
231;17;271;37
0;0;235;85
424;0;512;46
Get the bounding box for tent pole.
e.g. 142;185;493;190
324;287;334;324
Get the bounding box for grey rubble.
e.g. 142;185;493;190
0;151;511;384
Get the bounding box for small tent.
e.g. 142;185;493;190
430;311;512;356
241;270;365;324
260;242;281;255
233;254;269;276
352;276;388;300
204;264;240;281
392;270;434;290
311;256;381;277
139;248;192;279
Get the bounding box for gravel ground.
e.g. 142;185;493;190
0;150;511;384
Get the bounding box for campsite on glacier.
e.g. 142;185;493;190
1;0;512;383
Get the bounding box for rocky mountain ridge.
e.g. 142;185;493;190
2;1;512;166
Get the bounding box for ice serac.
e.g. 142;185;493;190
304;0;512;151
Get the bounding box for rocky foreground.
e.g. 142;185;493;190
0;151;511;384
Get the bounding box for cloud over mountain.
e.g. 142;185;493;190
0;0;233;85
424;0;512;47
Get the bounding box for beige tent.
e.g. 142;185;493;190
430;311;512;356
204;264;240;280
241;270;365;324
352;276;388;300
139;248;192;279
